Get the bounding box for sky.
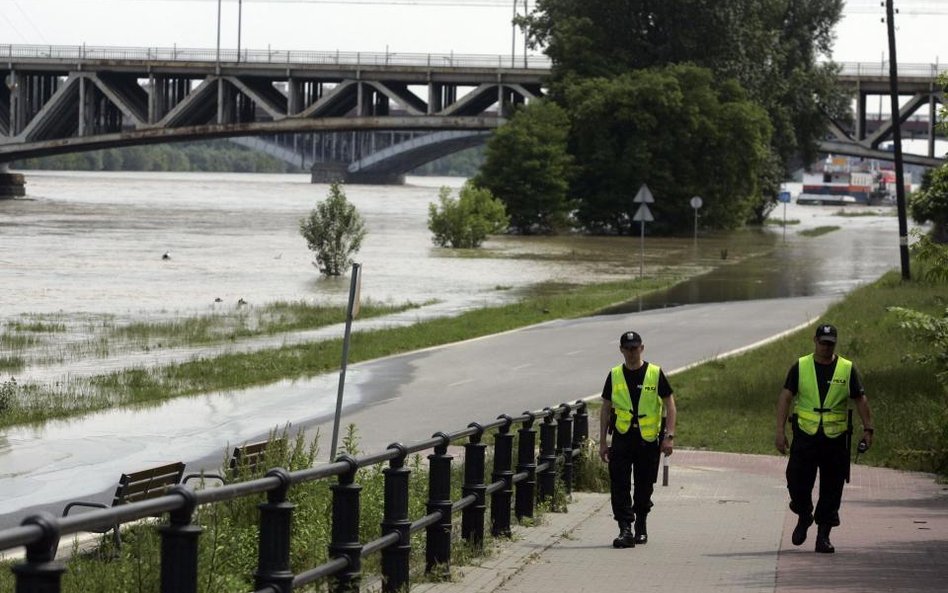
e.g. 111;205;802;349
0;0;946;65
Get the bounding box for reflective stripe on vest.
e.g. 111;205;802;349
794;354;852;437
610;363;663;441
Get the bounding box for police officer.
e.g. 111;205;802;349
598;330;677;548
775;323;874;553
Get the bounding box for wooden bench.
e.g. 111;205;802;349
62;461;186;549
183;437;285;485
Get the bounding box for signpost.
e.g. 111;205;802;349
633;184;655;278
777;191;792;241
689;196;703;248
330;262;362;460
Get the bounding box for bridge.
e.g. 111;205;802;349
0;44;945;195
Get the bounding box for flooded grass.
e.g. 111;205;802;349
799;225;840;237
0;299;424;368
833;208;896;217
0;357;24;372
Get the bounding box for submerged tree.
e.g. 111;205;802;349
299;182;367;276
428;182;509;248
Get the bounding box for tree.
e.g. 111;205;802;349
522;0;850;225
565;65;771;234
427;182;509;248
473;100;573;234
299;182;367;276
910;165;948;243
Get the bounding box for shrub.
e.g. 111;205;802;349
427;182;509;248
299;182;367;276
0;377;15;415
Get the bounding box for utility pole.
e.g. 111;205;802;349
885;0;911;280
216;0;222;68
237;0;243;63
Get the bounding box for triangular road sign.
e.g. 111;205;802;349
633;203;654;222
633;183;655;204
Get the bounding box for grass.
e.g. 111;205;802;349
764;218;801;226
671;270;948;476
799;225;840;237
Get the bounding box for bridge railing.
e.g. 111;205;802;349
837;61;948;78
0;401;590;593
0;43;553;70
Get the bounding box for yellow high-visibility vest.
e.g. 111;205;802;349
794;354;852;437
610;363;663;441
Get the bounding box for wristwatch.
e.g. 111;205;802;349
863;427;874;434
665;434;675;440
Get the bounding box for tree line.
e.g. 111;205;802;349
14;140;300;174
473;0;850;235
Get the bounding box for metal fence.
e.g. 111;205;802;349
0;401;589;593
0;44;553;70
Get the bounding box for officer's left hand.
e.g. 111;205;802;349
660;436;674;456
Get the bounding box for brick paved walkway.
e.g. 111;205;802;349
417;451;947;593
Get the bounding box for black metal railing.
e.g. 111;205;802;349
0;401;589;593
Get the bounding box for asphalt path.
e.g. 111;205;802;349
0;294;839;531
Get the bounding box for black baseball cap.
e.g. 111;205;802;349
620;331;642;348
815;324;838;343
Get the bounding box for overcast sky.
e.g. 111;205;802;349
1;0;946;64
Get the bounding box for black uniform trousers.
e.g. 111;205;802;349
608;429;661;524
786;428;848;527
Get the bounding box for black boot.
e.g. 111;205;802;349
613;521;635;548
791;514;813;546
633;515;648;545
815;524;835;553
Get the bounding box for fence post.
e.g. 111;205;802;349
11;512;65;593
254;468;295;593
515;412;537;521
557;403;574;495
573;400;589;448
491;414;514;537
159;487;202;593
329;455;363;593
462;422;487;550
381;443;411;593
426;432;453;578
537;408;558;504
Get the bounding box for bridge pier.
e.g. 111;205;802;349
0;164;26;199
310;163;405;186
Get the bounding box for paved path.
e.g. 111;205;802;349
415;451;947;593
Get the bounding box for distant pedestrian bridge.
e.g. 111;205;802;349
0;44;945;185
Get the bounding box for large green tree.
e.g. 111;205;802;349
473;100;573;234
566;65;771;233
522;0;850;226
